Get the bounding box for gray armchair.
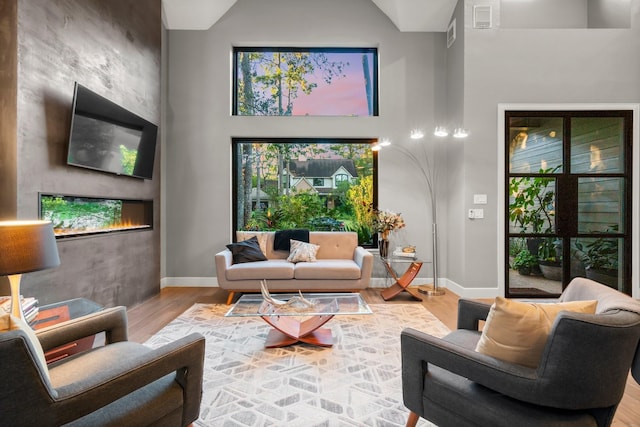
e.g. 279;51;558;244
402;278;640;427
0;306;205;427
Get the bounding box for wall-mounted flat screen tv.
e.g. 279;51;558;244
67;82;158;180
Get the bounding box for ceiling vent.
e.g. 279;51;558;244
473;5;492;29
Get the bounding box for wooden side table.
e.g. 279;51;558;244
379;256;427;301
31;298;103;363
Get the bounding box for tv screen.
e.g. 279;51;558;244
67;82;158;179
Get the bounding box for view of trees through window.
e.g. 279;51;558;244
233;139;377;246
233;47;378;116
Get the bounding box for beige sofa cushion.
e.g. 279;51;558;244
234;231;358;260
294;260;362;280
226;260;294;281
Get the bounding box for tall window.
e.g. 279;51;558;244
233;138;378;246
233;47;378;116
506;111;633;296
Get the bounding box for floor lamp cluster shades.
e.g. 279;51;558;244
374;126;469;296
0;221;60;320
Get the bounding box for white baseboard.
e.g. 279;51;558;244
443;278;500;299
161;277;219;288
160;276;501;299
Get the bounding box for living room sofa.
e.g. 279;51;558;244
215;231;373;304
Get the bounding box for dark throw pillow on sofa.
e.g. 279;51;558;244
274;229;309;251
226;236;268;264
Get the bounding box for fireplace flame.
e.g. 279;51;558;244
54;220;150;237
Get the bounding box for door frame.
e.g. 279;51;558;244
497;103;640;299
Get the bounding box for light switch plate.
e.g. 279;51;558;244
473;194;487;204
468;208;484;219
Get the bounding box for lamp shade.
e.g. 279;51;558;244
0;221;60;276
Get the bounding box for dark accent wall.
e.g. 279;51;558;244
8;0;161;307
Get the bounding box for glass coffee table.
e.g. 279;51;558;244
225;292;372;348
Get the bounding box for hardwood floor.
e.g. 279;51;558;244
127;287;640;426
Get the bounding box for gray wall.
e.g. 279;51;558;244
164;0;447;283
7;0;162;307
445;0;640;295
588;0;632;28
501;0;588;28
164;0;640;298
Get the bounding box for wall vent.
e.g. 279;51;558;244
473;5;492;29
447;19;456;48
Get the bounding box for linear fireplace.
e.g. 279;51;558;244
39;194;153;239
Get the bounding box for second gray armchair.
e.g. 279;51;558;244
402;278;640;427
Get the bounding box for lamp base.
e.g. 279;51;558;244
8;274;25;319
418;284;445;296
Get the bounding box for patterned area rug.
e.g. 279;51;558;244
145;303;449;427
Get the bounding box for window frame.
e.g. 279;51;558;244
231;137;379;247
232;46;379;116
504;110;633;296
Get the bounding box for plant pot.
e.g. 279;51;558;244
526;237;543;257
585;267;619;289
538;261;562;281
518;266;531;276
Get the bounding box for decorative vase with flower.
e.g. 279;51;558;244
374;209;405;258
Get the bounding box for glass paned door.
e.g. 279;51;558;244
506;111;632;297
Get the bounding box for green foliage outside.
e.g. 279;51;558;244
509;167;558;234
119;145;137;175
242;172;376;245
237;141;376;246
512;249;538;273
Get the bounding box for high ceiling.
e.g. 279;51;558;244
162;0;458;32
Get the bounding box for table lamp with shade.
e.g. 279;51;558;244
0;220;60;320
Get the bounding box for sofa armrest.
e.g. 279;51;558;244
354;247;373;278
37;307;129;350
215;249;233;285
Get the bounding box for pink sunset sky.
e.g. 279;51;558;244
291;52;374;116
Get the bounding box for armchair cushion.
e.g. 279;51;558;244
0;314;49;379
475;297;597;368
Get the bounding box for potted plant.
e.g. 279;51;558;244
509;167;559;275
573;235;619;288
512;249;538;276
537;237;562;281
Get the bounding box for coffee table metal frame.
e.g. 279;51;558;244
225;292;372;348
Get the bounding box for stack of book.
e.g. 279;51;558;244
0;296;39;323
392;249;417;258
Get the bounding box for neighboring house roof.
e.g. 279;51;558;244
249;188;271;200
287;159;358;178
292;178;316;193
